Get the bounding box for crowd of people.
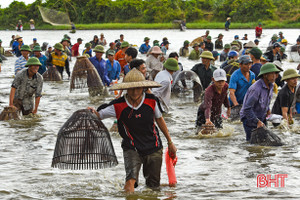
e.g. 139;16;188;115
0;30;300;193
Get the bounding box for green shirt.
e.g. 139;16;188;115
188;49;200;60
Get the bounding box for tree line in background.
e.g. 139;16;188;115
0;0;299;28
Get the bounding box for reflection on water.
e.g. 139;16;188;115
0;29;300;199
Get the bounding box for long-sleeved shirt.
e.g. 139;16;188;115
240;78;273;126
12;41;24;57
204;41;214;52
106;59;121;81
263;51;281;62
114;50;127;71
145;54;163;72
199;83;230;120
188;49;200;60
152;70;173;107
215;39;223;49
179;47;189;57
139;43;151;54
15;55;27;75
89;56;111;86
220;50;228;62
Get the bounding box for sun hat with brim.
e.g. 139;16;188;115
281;39;287;43
200;51;214;60
54;43;63;51
20;45;32;52
32;45;42;52
244;41;257;48
192;43;200;48
207;36;212;40
164;58;179;71
258;63;281;78
93;45;105;53
25;57;42;67
184;40;190;45
224;44;231;49
213;69;227;81
15;35;22;40
273;60;284;71
227;17;231;20
110;68;161;91
281;69;300;81
212;51;220;57
61;37;70;43
151;46;162;54
238;55;252;64
107;50;115;56
144;37;150;42
85;42;92;48
249;47;262;59
280;47;285;52
218;33;224;37
121;41;130;48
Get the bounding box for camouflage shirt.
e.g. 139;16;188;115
11;69;43;111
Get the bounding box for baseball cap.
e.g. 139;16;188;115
213;69;227;81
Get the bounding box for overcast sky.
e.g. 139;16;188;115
0;0;37;8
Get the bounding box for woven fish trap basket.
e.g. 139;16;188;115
70;56;104;95
43;66;62;81
0;107;21;121
51;109;118;170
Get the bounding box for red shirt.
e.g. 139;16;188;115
71;43;80;56
255;26;262;37
199;83;230;120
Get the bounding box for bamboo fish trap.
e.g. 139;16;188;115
51;109;118;170
0;107;21;121
70;56;104;96
43;66;62;81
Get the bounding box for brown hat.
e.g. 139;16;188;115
15;35;22;40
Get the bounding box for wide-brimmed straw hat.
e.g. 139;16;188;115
109;68;161;91
15;35;22;40
151;46;162;54
200;51;214;60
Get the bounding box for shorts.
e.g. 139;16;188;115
13;99;32;115
123;148;162;188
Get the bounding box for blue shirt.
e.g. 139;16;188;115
12;41;24;57
33;54;47;75
124;64;130;75
229;69;255;105
240;78;273;126
139;43;151;54
89;56;111;86
82;49;92;57
106;59;121;81
250;63;262;79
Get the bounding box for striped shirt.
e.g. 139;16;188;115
15;56;27;75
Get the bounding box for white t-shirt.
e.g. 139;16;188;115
152;70;173;107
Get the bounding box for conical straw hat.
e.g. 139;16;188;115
110;68;161;90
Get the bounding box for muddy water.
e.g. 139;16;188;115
0;29;300;200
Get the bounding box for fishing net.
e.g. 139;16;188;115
38;6;71;26
190;37;204;47
43;66;62;81
0;107;21;121
51;109;118;170
70;56;104;96
250;126;283;146
172;70;203;102
230;104;242;121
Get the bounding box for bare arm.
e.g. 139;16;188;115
87;107;101;119
281;107;289;121
9;87;16;108
32;96;41;114
229;89;239;106
155;117;177;159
